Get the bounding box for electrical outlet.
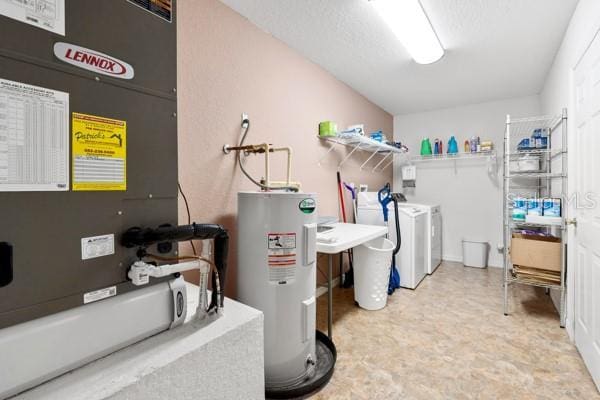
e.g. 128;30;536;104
241;113;250;131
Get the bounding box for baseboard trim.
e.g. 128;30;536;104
442;254;462;263
442;255;502;268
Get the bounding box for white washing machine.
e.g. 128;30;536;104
356;193;427;289
401;203;442;274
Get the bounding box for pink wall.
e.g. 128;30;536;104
177;0;393;296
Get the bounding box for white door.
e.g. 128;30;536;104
573;30;600;391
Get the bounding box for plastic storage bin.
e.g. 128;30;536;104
352;237;395;310
511;154;541;172
462;239;489;268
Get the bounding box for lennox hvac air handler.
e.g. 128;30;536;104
0;1;228;398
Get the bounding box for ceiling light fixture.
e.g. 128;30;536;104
371;0;444;64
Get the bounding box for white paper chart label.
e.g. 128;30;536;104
0;0;65;35
0;78;69;191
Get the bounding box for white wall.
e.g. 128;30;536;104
541;0;600;114
393;95;541;268
539;0;600;336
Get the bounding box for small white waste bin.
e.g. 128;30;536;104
352;237;395;310
462;239;489;268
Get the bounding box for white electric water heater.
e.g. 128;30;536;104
237;191;318;389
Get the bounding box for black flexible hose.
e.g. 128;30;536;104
190;224;229;311
392;198;401;256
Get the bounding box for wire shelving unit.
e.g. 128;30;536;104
503;109;568;327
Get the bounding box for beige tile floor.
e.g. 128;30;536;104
312;261;599;400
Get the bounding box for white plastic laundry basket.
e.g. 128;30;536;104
462;239;489;268
353;237;395;310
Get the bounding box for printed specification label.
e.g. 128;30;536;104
267;233;296;284
83;286;117;304
0;0;65;35
0;78;69;191
72;113;126;191
81;234;115;260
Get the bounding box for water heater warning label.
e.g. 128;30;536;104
268;233;296;284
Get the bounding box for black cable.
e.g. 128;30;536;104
177;182;197;255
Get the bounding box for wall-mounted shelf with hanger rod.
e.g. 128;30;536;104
410;150;496;163
318;133;410;172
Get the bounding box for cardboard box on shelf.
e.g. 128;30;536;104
513;265;561;285
511;233;561;272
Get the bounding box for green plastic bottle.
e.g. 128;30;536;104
420;138;432;155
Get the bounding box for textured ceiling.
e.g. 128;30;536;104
218;0;578;115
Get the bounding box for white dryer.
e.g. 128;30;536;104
401;203;442;274
356;193;427;289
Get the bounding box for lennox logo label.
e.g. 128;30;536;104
53;42;135;80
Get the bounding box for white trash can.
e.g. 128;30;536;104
352;237;395;310
462;239;489;268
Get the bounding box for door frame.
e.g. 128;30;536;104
567;18;600;339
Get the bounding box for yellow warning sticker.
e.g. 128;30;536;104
72;113;126;191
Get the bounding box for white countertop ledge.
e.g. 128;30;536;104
316;222;388;254
14;284;264;400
